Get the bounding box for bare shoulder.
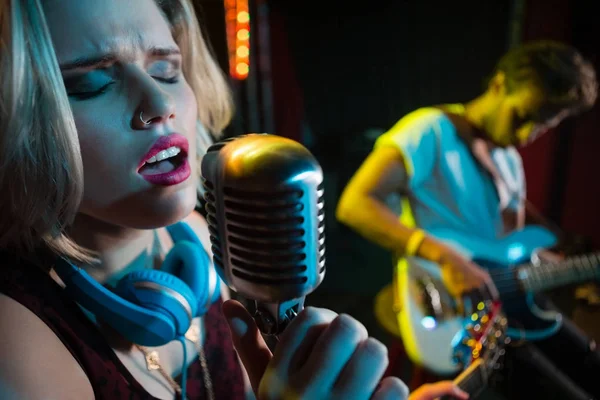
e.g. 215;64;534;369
0;293;95;400
338;146;407;205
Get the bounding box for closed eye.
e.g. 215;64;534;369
68;81;116;100
154;75;180;84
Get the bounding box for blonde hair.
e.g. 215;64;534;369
0;0;233;263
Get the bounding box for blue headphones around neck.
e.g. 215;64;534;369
52;221;221;347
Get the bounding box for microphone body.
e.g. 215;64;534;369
201;134;326;335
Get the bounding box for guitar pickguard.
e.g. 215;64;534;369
394;225;561;375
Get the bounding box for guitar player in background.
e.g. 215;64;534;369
336;40;600;399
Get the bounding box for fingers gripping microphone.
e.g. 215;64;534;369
201;134;326;335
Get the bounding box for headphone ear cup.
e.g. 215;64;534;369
161;240;219;316
115;269;198;339
53;257;178;347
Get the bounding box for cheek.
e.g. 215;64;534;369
177;84;199;167
493;104;515;133
71;109;135;206
73;114;121;173
516;122;536;143
179;84;198;132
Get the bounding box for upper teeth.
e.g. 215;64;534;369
146;146;181;164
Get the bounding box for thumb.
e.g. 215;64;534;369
222;299;273;394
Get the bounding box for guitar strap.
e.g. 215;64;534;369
438;106;565;242
391;256;403;312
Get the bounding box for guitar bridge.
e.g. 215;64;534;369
415;277;445;321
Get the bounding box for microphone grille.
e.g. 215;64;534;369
202;134;325;302
206;137;237;153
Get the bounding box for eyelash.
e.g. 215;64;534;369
68;74;181;101
156;75;180;84
68;82;116;100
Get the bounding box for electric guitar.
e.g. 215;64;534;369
439;357;499;400
441;300;509;399
392;225;600;375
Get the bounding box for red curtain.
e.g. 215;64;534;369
268;8;304;142
519;0;600;249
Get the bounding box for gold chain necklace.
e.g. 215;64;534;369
136;232;214;400
134;324;214;400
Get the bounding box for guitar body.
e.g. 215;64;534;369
473;257;563;339
395;225;558;376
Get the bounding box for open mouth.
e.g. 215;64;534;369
138;146;187;176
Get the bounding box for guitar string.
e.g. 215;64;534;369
455;252;600;298
493;254;599;294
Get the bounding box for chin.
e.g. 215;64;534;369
82;183;199;230
137;185;199;229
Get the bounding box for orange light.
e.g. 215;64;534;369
237;29;250;41
236;46;249;58
236;63;249;76
225;0;250;80
226;10;237;20
237;11;250;23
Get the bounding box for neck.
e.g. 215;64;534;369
463;93;502;146
518;253;600;293
69;213;156;284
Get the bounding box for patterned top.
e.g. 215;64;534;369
0;256;247;400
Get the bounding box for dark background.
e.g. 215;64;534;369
196;0;600;383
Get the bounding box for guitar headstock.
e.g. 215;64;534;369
451;300;509;374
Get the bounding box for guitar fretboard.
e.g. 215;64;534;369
440;358;486;400
519;253;600;293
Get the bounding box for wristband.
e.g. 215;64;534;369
405;229;427;257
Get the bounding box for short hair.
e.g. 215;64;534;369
0;0;233;263
490;40;598;115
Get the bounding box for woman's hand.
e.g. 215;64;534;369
222;299;410;400
408;381;469;400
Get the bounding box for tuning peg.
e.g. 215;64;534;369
453;351;463;363
452;357;465;369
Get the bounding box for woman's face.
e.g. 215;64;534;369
44;0;199;229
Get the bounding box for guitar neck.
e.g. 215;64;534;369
440;358;486;400
519;253;600;293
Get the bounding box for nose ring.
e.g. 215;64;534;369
140;111;151;125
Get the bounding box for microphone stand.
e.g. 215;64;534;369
243;297;305;351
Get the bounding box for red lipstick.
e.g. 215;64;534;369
138;133;191;186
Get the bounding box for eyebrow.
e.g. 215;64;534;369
59;46;181;72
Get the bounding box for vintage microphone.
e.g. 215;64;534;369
201;133;326;335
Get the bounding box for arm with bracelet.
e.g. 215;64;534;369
336;108;491;297
404;229;427;258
